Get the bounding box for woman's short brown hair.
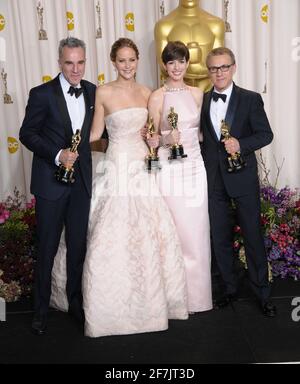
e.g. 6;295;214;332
161;41;190;64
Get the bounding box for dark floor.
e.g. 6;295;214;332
1;278;300;364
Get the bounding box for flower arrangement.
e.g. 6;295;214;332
0;188;36;302
1;152;299;303
261;186;300;279
0;270;22;302
234;154;300;281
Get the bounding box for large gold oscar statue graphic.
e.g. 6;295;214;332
155;0;225;92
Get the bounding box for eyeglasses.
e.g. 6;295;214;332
208;64;234;74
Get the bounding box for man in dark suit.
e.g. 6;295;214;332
200;47;276;317
20;37;96;334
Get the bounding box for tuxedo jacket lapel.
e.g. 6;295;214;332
224;84;239;132
80;80;94;143
51;76;93;144
51;75;73;141
204;88;219;142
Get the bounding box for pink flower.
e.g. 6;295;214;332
233;240;240;249
0;210;10;224
280;223;290;233
26;198;36;209
233;225;241;233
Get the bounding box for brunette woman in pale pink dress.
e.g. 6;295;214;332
148;41;212;313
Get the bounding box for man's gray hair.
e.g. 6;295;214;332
206;47;236;68
58;37;86;58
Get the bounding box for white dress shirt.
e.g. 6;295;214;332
210;82;233;140
55;73;86;165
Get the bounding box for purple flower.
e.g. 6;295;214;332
243;183;300;280
269;246;282;261
264;236;272;248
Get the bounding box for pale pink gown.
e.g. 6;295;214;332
158;89;213;313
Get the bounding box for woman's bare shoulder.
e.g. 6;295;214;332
136;83;152;98
95;82;118;103
188;85;204;107
188;85;203;97
96;82;116;93
149;86;164;101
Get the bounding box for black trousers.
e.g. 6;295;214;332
34;172;90;316
208;169;271;303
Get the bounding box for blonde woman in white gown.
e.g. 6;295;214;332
51;38;188;337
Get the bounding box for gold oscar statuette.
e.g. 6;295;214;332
96;1;102;39
224;1;232;33
1;69;13;104
37;1;48;40
55;130;81;183
154;0;225;92
221;120;246;173
145;116;161;172
160;1;165;17
167;107;187;161
262;61;267;94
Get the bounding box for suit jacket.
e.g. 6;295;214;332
200;83;273;198
20;75;96;200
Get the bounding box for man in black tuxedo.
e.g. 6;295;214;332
20;37;96;334
200;47;276;317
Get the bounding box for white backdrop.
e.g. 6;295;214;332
0;0;299;201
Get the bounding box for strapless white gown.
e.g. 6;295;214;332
51;107;188;337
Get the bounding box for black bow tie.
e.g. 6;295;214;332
68;86;83;98
212;92;227;103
